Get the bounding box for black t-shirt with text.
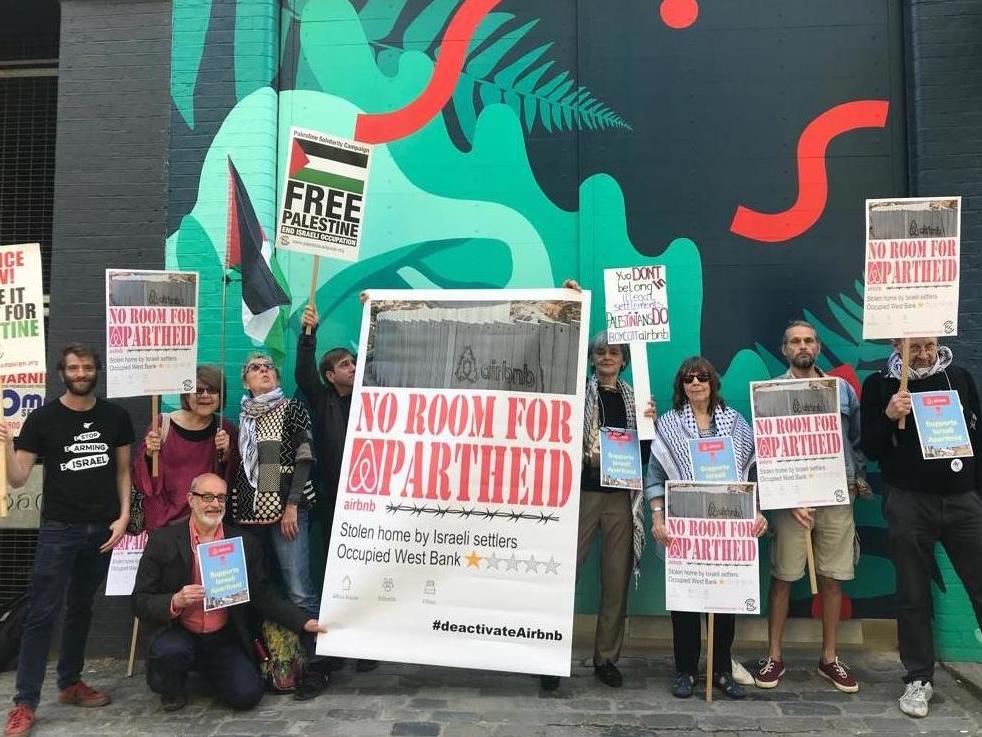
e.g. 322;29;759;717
16;398;135;523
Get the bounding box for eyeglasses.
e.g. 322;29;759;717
190;491;227;504
333;357;356;369
246;361;275;374
682;372;711;384
194;387;219;397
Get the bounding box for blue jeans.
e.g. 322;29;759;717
267;506;318;619
14;521;112;709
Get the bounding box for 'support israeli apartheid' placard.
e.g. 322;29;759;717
664;481;760;614
603;265;670;344
864;197;961;339
0;243;46;373
317;289;590;676
751;378;849;510
275;127;373;262
105;269;199;398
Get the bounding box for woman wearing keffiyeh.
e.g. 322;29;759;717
645;356;767;700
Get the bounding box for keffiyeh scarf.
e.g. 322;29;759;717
239;387;287;488
887;345;953;381
652;402;756;482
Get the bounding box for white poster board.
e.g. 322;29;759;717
603;266;670;344
863;196;961;339
0;243;46;374
105;269;199;398
750;378;849;510
275;127;373;262
317;289;590;676
106;532;147;596
664;481;760;614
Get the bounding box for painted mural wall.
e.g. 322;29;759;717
166;0;912;619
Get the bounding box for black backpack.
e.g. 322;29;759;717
0;593;29;673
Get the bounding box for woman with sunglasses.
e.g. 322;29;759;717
645;357;766;699
133;364;237;531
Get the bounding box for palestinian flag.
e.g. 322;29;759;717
226;158;291;355
288;136;368;195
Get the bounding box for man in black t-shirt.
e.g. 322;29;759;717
1;343;134;737
861;337;982;719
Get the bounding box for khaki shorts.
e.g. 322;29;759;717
770;500;857;582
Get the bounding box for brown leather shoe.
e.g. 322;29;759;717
57;681;110;708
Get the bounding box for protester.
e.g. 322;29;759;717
132;473;327;711
133;365;237;531
754;321;868;694
230;352;327;699
1;344;134;737
295;303;377;673
861;337;982;717
646;356;765;699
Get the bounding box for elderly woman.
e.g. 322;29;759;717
231;354;319;613
541;330;651;691
134;364;237;531
645;357;766;699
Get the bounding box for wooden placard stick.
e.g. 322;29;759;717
305;256;321;336
0;376;6;518
705;613;715;703
127;617;140;677
898;338;911;430
804;527;819;595
150;395;160;478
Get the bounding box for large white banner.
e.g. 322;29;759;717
275;127;373;262
751;378;849;510
664;481;760;614
863;196;961;339
317;289;590;676
0;243;46;374
105;269;198;398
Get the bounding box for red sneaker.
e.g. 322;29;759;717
818;657;859;693
3;705;35;737
57;681;111;707
752;657;785;688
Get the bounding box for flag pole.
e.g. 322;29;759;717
220;158;233;430
305;256;320;336
898;338;911;430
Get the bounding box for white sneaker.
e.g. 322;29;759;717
731;659;754;686
898;680;933;718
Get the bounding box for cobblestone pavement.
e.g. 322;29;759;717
3;649;981;737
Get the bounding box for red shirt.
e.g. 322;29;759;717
169;517;230;633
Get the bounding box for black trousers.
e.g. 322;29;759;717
671;611;735;677
882;484;982;684
147;624;265;710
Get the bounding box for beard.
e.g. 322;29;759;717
63;375;96;396
790;352;815;370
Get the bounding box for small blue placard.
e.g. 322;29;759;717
197;536;250;611
599;427;643;490
911;390;974;460
687;436;738;482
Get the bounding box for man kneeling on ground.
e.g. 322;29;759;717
132;473;326;711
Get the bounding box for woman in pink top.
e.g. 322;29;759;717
132;365;239;531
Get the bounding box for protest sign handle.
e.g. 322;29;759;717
305;257;320;336
127;617;139;677
150;395;160;478
0;376;6;518
705;613;714;704
805;528;818;595
898;338;910;430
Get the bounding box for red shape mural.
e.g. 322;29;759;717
730;100;890;243
660;0;699;30
354;0;502;145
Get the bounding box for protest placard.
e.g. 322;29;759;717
688;437;738;483
0;243;45;373
105;532;147;596
105;270;198;398
275;127;373;262
863;197;961;339
2;372;44;439
318;289;590;676
600;427;643;490
603;266;670;344
751;378;848;510
911;390;974;461
664;481;759;614
198;537;250;611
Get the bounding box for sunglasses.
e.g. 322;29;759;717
190;491;227;504
682;372;712;384
246;361;275;374
194;387;219;397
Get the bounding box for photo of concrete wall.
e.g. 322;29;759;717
666;481;755;521
107;271;197;308
868;198;960;240
752;378;837;418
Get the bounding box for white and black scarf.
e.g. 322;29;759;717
887;345;953;381
651;402;756;482
239;387;287;488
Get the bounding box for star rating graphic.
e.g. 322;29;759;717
462;551;561;576
465;550;482;568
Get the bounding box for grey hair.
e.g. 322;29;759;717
189;472;227;495
781;320;819;348
587;331;630;370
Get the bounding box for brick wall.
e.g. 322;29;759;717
48;0;171;657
